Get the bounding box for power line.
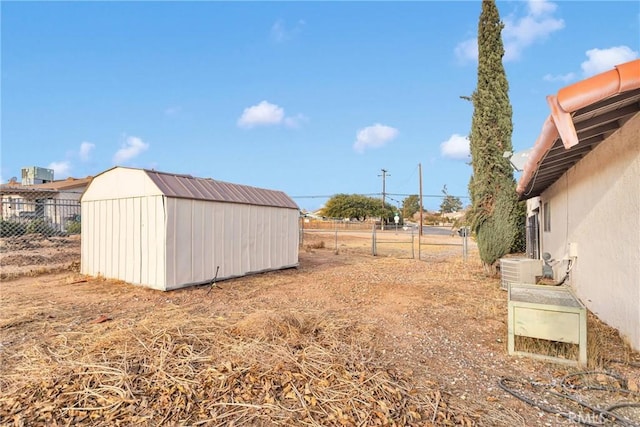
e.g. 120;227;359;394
394;164;419;195
378;169;390;230
290;192;470;199
290;193;380;199
386;193;470;199
378;169;389;205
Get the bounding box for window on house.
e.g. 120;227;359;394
543;202;550;232
526;213;540;259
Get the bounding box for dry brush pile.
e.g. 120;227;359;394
1;307;480;426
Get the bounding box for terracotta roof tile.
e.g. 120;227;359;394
517;59;640;198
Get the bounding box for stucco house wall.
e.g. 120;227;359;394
537;112;640;349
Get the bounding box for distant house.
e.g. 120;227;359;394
32;176;93;199
442;211;466;222
81;166;300;291
0;175;92;232
517;59;640;350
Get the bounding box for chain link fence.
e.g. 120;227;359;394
1;193;81;237
0;190;82;279
300;218;474;261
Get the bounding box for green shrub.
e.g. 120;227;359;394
510;201;527;254
66;220;81;235
0;220;26;237
475;188;520;273
422;212;442;225
26;219;57;237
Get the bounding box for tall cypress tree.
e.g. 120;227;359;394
467;0;520;274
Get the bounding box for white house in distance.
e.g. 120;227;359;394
517;59;640;350
81;166;300;291
0;167;91;232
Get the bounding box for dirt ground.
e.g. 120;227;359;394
0;234;81;280
1;231;638;426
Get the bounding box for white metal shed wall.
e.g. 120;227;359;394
164;197;298;290
81;195;166;290
81;166;299;291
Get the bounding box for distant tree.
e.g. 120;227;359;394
467;0;522;274
320;194;382;221
440;186;463;214
379;202;398;226
402;195;421;218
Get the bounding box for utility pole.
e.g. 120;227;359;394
419;163;423;236
379;169;389;230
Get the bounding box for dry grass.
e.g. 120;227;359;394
304;240;326;251
0;234;81;280
513;312;638;369
1;231;638;426
513;336;580;363
1;309;481;426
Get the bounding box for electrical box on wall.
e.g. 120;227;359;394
568;243;578;258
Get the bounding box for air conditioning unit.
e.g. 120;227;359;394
500;258;543;290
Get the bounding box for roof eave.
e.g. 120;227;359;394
517;59;640;200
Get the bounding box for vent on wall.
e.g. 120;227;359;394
500;258;543;290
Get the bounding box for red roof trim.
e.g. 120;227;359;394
517;59;640;195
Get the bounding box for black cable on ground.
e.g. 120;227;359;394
498;375;640;427
498;377;603;426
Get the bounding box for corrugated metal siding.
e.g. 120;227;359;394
165;198;299;290
140;196;166;288
145;170;298;210
81;196;166;290
82;167;298;291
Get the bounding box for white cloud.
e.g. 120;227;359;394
48;161;72;179
353;124;399;153
440;134;470;160
545;45;638;85
237;101;284;128
79;141;95;162
283;114;309;129
237;100;306;129
455;0;564;63
270;19;305;43
502;0;564;62
454;38;478;63
527;0;557;16
543;72;576;83
271;20;287;43
113;136;149;164
164;106;182;116
581;46;639;77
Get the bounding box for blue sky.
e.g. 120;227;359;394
2;1;638;211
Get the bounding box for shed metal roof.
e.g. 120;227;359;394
517;59;640;200
143;169;299;210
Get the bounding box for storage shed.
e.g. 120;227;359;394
81;166;300;291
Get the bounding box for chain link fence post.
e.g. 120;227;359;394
1;189;82;276
371;223;377;256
